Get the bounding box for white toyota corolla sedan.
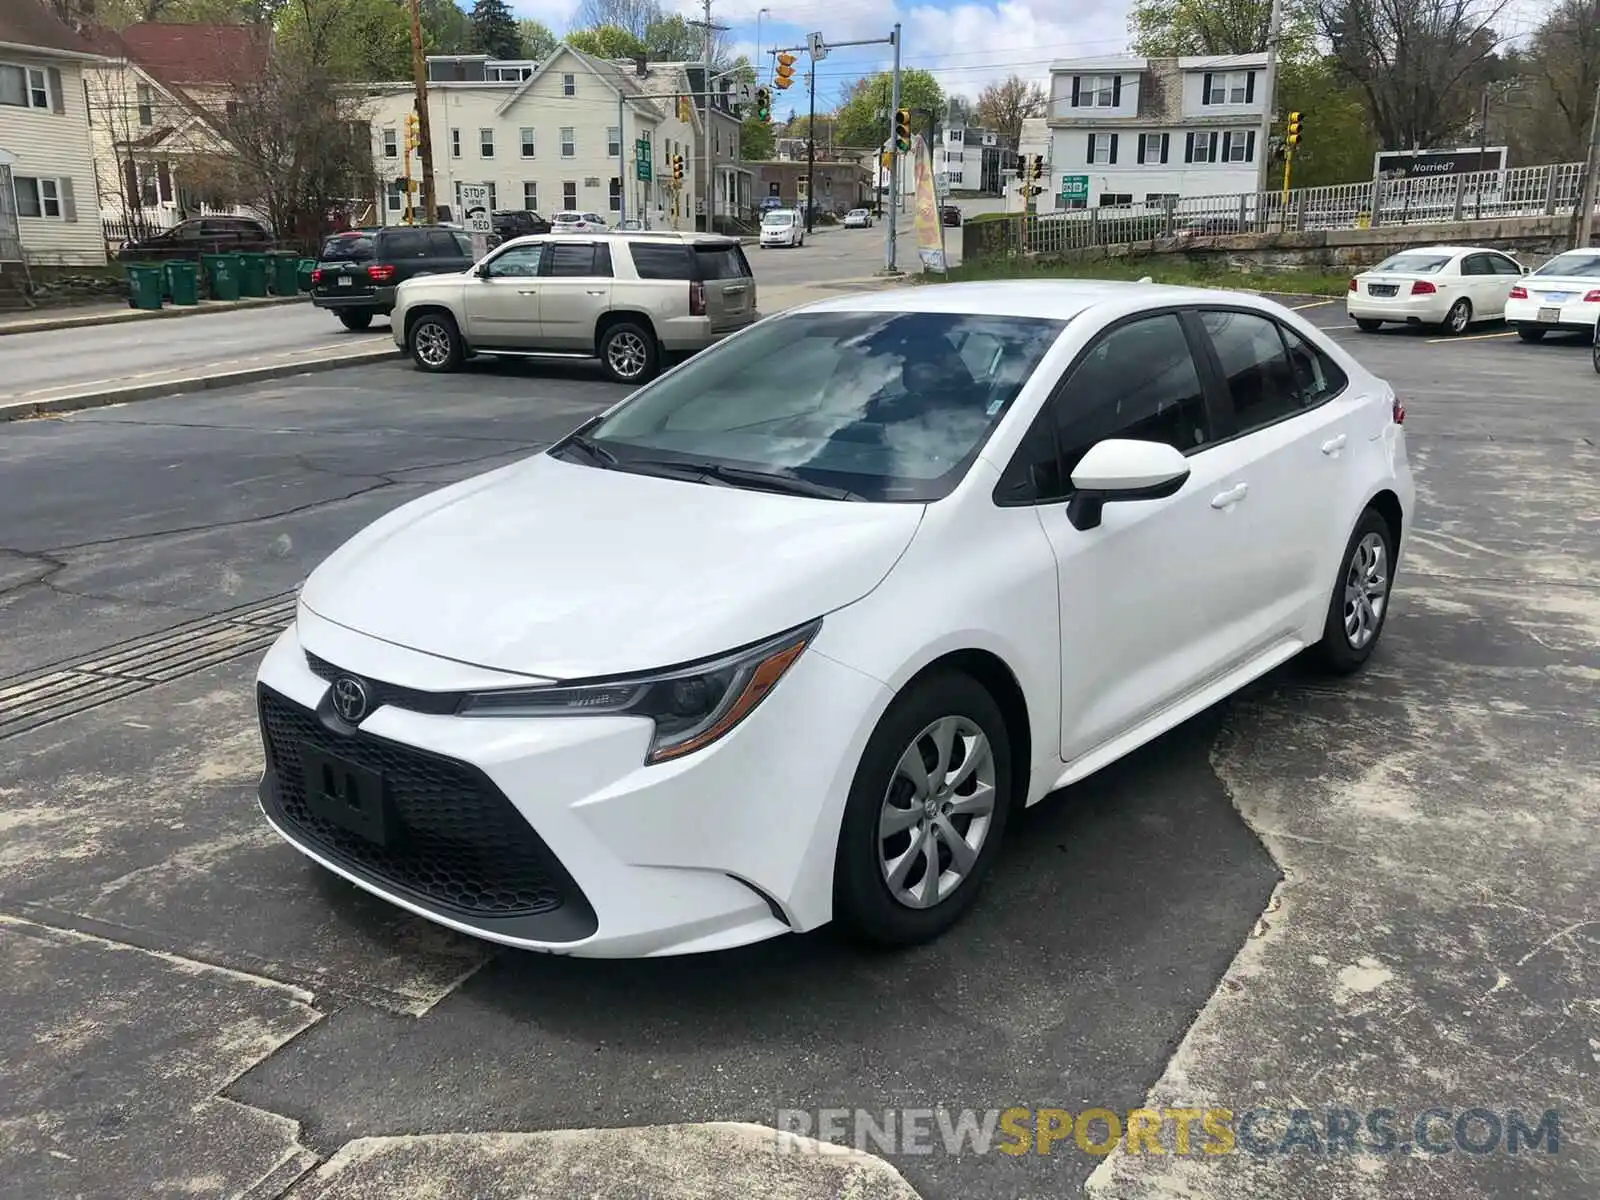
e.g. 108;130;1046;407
1502;246;1600;342
254;281;1413;958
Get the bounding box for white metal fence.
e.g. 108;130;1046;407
1021;160;1594;256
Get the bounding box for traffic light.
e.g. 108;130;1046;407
1030;155;1044;182
1286;111;1303;147
404;111;420;152
774;52;796;90
755;86;771;123
672;153;684;183
894;108;911;153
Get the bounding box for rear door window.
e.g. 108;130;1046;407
320;234;375;262
1199;309;1304;435
382;229;431;258
425;229;462;256
628;243;693;279
692;242;752;280
543;242;612;277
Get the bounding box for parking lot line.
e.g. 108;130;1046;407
1427;329;1517;344
1292;299;1336;310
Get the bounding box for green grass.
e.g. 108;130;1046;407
931;255;1352;297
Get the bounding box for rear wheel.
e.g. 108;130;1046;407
598;320;658;385
1311;507;1397;674
407;311;463;373
337;309;373;331
1442;298;1472;335
1518;328;1546;343
1355;318;1382;332
1592;334;1600;375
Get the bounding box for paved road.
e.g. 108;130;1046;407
3;300;1594;1200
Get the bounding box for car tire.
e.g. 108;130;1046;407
338;309;373;331
1593;333;1600;375
1442;298;1472;335
1355;318;1382;332
833;671;1013;948
407;310;463;373
1310;507;1397;675
1517;328;1546;343
599;320;658;385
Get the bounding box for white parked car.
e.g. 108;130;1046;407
1346;244;1526;335
759;208;804;248
843;208;874;229
254;281;1412;958
1503;247;1600;343
552;212;609;234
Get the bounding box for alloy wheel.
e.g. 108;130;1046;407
413;322;452;368
1343;531;1390;650
877;715;997;909
1447;300;1470;334
606;330;648;379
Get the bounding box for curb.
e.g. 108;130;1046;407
0;346;402;423
0;293;310;337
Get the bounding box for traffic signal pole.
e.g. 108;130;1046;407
406;0;435;222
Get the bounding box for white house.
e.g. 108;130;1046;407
933;122;1016;195
0;0;109;268
1045;53;1269;211
361;47;742;230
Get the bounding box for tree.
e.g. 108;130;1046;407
1275;55;1380;184
742;114;775;161
422;0;474;54
834;68;944;149
573;0;659;38
1314;0;1511;150
277;0;412;80
567;24;646;58
645;14;706;62
973;74;1046;146
518;18;558;59
471;0;520;59
1129;0;1316;56
945;94;974;125
1509;0;1600;162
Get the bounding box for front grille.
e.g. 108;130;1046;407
304;651;462;716
258;687;568;919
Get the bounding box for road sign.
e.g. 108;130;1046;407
733;81;753;106
636;138;652;182
461;184;492;234
807;32;827;61
1060;174;1089;200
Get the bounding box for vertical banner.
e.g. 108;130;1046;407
911;134;947;274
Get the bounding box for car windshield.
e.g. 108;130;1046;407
555;213;580;222
1532;251;1600;278
1372;252;1451;274
764;212;792;225
320;234;375;262
564;310;1067;502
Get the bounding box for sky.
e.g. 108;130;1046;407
509;0;1568;118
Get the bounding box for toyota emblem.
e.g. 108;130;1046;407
331;676;370;724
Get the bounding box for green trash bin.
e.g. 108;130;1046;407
268;251;300;295
202;253;241;301
297;257;318;292
236;251;269;297
165;259;200;306
126;263;165;311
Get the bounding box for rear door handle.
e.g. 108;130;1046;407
516;288;538;295
585;288;606;296
1321;434;1347;455
1210;483;1249;509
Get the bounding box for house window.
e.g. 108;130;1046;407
386;180;403;211
1100;192;1132;207
948;171;963;184
0;65;51;109
137;84;153;126
1205;71;1253;105
523;181;537;210
382;127;398;157
1187;131;1220;163
225;100;238;118
562;180;577;209
609;176;621;211
607;125;620;157
451;128;461;157
1090;133;1114;165
520;127;535;157
560;126;575;157
14;176;61;218
1222;130;1252;162
949;128;963;142
480;128;494;157
1075;74;1117;107
1145;192;1179;204
562;72;575;96
1142;133;1163;162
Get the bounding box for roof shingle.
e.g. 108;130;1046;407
0;0;100;57
106;21;271;88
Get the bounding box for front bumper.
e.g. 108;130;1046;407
1504;295;1600;335
1345;291;1450;324
253;617;888;957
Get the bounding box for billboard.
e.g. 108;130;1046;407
911;134;948;273
1373;147;1508;179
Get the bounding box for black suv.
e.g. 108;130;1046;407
116;216;275;261
309;225;477;330
492;209;552;239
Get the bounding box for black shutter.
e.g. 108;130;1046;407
1246;72;1256;103
1209;132;1219;161
1184;132;1194;163
47;67;64;113
1246;131;1256;162
1071;76;1081;106
1112;75;1122;106
1087;133;1095;162
1109;133;1119;164
1137;134;1146;164
1161;132;1171;163
1222;132;1233;160
1202;72;1213;104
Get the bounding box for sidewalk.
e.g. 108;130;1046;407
0;293;308;336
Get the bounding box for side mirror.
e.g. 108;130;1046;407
474;262;492;278
1066;439;1191;532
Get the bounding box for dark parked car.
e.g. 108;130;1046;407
940;205;962;227
492;209;552;238
308;225;476;330
116;216;275;261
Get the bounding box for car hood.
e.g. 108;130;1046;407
298;453;925;680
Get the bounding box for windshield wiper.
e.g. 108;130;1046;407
671;460;862;501
556;433;617;467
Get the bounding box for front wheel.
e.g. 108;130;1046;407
833;672;1013;947
1517;328;1546;343
1310;508;1397;674
338;309;373;331
599;320;658;384
407;311;463;373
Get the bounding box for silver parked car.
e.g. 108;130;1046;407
391;231;757;384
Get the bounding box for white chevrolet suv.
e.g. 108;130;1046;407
391;231;758;384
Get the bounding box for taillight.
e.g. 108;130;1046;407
1410;280;1436;294
1348;278;1358;292
367;264;396;283
1393;396;1405;425
1509;285;1528;300
310;268;323;284
1583;290;1600;303
689;281;706;316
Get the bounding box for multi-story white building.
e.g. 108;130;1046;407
362;47;746;230
933;123;1016;194
1044;53;1268;211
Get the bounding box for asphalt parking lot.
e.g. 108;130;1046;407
2;297;1597;1200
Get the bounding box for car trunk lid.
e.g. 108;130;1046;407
692;241;755;332
313;232;380;299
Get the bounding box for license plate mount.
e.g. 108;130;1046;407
338;276;352;287
1368;284;1397;297
301;747;388;845
1538;306;1561;323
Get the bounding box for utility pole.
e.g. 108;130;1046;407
887;22;901;272
689;0;729;231
1577;77;1600;249
1255;0;1284;198
805;67;817;232
407;0;435;222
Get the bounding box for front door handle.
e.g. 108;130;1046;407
517;288;539;295
1321;434;1348;456
1210;482;1249;509
585;288;606;296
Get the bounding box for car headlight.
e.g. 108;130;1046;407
456;619;821;764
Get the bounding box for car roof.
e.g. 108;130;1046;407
787;279;1286;322
496;230;738;250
